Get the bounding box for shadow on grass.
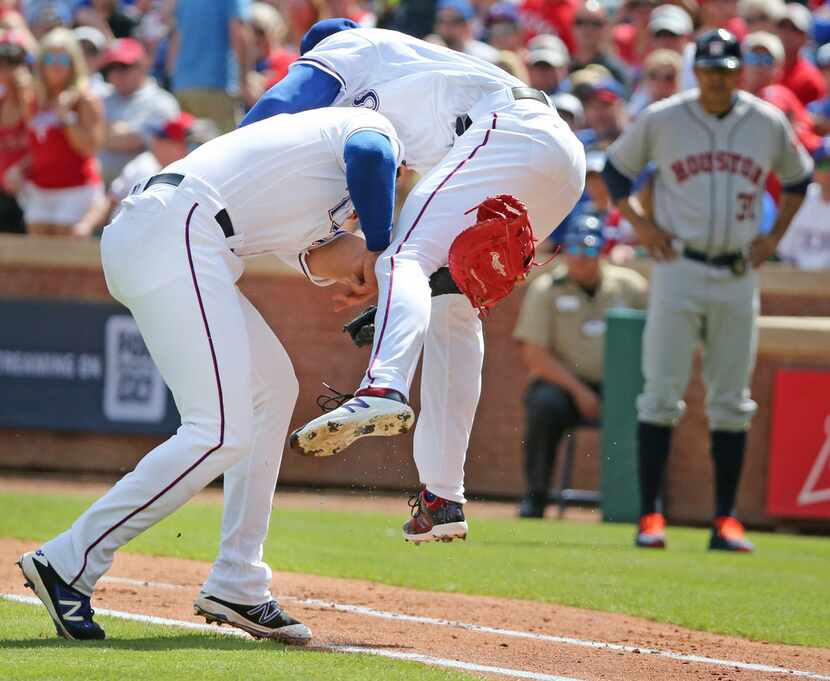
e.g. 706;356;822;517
0;635;288;652
0;636;411;653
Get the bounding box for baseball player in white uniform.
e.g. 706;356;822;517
18;106;404;641
244;19;585;543
602;30;812;552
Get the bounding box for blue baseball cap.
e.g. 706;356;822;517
486;2;520;25
300;18;359;55
27;0;72;27
437;0;475;21
564;214;605;254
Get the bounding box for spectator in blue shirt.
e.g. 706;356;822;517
169;0;253;133
808;42;830;135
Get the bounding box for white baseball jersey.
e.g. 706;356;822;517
777;183;830;269
608;89;813;253
294;28;526;173
163;107;402;258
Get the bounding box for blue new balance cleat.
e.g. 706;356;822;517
18;550;105;640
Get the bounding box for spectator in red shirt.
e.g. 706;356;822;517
520;0;577;54
0;29;32;234
742;30;822;151
16;27;106;237
613;0;654;71
698;0;747;40
776;3;828;105
250;2;297;94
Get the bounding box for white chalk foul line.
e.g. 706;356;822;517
2;593;583;681
98;575;830;680
282;597;830;681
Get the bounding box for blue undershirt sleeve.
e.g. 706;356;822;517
344;130;397;252
602;159;635;202
239;63;341;126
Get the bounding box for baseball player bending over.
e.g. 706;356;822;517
602;29;813;552
18;106;404;641
243;19;585;544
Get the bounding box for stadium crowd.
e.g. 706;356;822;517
0;0;827;267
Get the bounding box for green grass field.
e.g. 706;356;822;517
0;601;471;681
1;489;828;650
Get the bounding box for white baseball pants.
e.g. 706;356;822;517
360;91;586;503
43;177;297;604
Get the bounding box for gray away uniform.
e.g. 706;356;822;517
607;89;812;430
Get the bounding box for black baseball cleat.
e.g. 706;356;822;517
403;487;468;543
17;550;105;640
194;593;311;645
518;493;546;519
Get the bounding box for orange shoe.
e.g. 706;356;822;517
635;512;666;549
709;516;754;553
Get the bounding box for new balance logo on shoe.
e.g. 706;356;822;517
289;393;415;458
248;601;283;624
59;599;84;622
342;398;370;414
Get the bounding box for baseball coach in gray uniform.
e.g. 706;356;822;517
602;29;813;552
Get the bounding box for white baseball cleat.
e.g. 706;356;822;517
289;388;415;457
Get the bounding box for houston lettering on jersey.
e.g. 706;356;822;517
670;151;764;186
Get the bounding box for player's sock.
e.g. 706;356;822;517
710;430;747;518
637;422;672;515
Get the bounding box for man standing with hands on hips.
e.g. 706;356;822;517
602;29;812;552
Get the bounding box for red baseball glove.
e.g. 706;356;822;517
448;194;536;314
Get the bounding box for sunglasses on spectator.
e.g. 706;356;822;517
744;51;775;66
42;52;71;67
653;29;682;39
575;17;605;27
567;244;601;257
646;70;676;82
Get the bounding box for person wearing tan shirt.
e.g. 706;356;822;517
513;216;648;518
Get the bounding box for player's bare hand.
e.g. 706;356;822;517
636;220;676;262
332;251;380;312
749;234;778;268
573;386;601;421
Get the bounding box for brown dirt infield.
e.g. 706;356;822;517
0;479;827;681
